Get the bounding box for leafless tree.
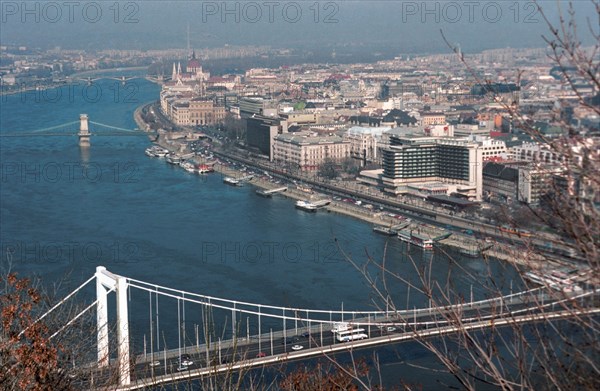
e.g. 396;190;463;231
336;1;600;390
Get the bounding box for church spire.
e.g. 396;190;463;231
171;62;177;80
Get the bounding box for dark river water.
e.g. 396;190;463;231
0;75;523;389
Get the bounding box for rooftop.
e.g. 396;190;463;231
275;131;347;145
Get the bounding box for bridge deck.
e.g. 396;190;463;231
112;306;599;391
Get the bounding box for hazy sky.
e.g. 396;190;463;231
1;1;597;54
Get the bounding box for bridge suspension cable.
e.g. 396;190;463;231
28;121;80;133
19;275;96;338
0;121;80;137
88;121;141;132
126;279;547;328
126;276;543;319
49;286;116;340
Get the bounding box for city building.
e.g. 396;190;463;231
170;51;210;82
170;102;190;125
482;162;520;202
469;136;508;161
239;97;277;118
454;123;492;137
246;115;287;159
343;126;392;165
510;142;564;164
517;164;563;204
280;112;319;125
380;135;483;200
272;132;351;171
160;93;226;126
189;98;226;126
420;112;447;126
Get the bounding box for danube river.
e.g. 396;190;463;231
0;75;523;387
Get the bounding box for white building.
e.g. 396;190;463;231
272;132;351;171
510;142;563;164
343;126;392;164
517;164;563;204
468;135;508;161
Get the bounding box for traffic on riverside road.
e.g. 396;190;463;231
142;116;580;268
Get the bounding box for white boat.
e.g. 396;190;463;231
166;154;182;165
145;146;169;158
180;161;196;173
398;230;434;250
154;148;169;158
295;200;317;212
373;225;397;236
223;177;242;186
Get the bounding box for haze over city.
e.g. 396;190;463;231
1;1;597;53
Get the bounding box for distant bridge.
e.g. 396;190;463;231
0;115;157;144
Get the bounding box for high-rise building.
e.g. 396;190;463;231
381;135;483;200
246;115;287;159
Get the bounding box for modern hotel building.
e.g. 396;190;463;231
380;135;483;200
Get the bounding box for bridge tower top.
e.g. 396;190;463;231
79;114;89;134
78;114;90;147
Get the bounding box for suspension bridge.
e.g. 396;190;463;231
0;114;156;144
27;266;599;390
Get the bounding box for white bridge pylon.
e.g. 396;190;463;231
96;266;130;386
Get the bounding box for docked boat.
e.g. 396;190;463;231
155;149;168;158
398;230;434;250
180;161;196;173
197;164;214;174
223;177;242;186
373;226;397;236
256;189;272;198
295;200;317;212
166;154;182;165
145;146;169;157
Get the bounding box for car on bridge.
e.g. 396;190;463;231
179;359;193;367
291;344;304;351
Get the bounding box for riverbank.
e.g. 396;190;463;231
133;102;155;131
134;103;565;271
69;66;149;79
